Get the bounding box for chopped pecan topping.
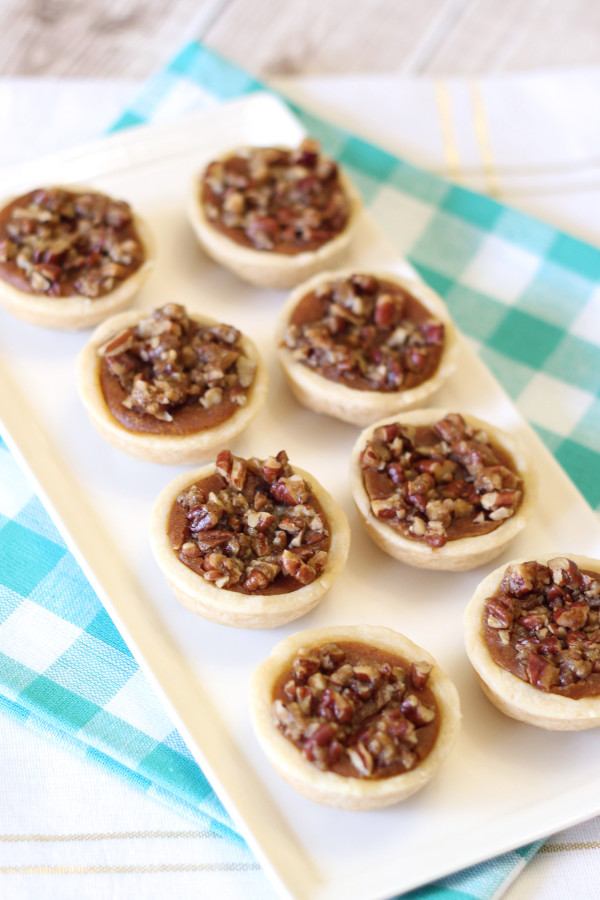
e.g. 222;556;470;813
273;642;438;778
484;558;600;698
283;274;445;392
171;450;330;594
360;414;523;547
201;139;350;253
98;304;256;422
0;187;144;298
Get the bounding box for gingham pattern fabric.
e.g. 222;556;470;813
2;40;599;900
0;434;238;841
112;44;600;513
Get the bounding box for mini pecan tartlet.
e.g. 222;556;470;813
464;555;600;729
0;185;154;328
149;450;350;628
276;270;457;426
76;304;268;464
188;139;361;289
250;626;460;809
350;410;535;571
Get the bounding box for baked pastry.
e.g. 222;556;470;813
149;449;350;628
188;139;361;289
0;185;154;329
250;625;460;809
276;270;457;426
76;304;268;464
350;409;535;571
465;554;600;730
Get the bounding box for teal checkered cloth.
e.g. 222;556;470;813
2;40;600;899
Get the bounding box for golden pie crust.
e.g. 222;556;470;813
276;270;458;427
0;185;155;330
350;409;536;571
187;150;362;290
149;463;350;629
76;309;268;465
464;553;600;730
250;625;461;809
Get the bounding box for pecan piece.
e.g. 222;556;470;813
194;530;231;553
271;475;311;506
527;652;559;691
319;643;346;671
374;293;400;329
318;688;354;723
280;549;316;585
501;562;542;598
411;661;433;689
188;501;223;532
242;560;280;592
401;694;435;725
293;650;321;682
549;557;584;590
348;743;374;776
261;455;284;484
553;601;589;630
486;597;514;629
216;449;247;491
406;473;435;513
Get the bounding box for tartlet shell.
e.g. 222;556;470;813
0;185;155;330
250;625;461;809
187;152;362;290
76;309;268;465
350;409;536;571
276;270;458;427
149;464;350;629
464;553;600;730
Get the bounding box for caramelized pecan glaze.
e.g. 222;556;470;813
484;557;600;698
168;450;330;595
98;304;256;435
0;187;144;298
359;413;523;548
282;273;445;392
201;139;350;254
273;641;439;779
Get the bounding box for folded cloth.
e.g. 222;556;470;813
1;42;600;900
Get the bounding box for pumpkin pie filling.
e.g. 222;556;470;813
282;274;445;393
167;449;331;595
359;413;523;548
0;187;145;299
201;139;351;255
483;557;600;699
98;304;257;436
272;640;440;779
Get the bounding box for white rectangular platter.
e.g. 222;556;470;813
1;92;599;900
